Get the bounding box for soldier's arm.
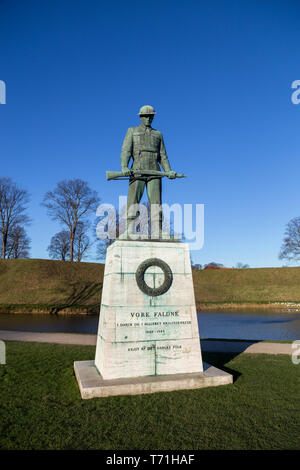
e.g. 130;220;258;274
121;128;133;171
159;133;177;179
158;133;172;172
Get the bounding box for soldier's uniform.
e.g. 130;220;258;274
121;124;172;210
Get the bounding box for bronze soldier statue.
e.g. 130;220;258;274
106;105;185;238
121;105;176;237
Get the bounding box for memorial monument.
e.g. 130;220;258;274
74;105;232;398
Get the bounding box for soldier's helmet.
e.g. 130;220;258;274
138;105;156;115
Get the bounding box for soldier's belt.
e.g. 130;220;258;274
135;149;158;157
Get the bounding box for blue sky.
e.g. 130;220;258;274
1;0;300;267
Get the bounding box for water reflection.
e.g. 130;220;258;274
197;311;300;341
0;310;299;341
0;313;98;334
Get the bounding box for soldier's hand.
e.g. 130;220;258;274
122;169;133;177
166;171;176;179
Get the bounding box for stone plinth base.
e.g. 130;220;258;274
74;360;233;399
95;240;203;380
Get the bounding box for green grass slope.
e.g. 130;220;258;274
0;259;300;312
0;259;104;313
193;267;300;308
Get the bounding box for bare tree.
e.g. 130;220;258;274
42;179;100;262
5;225;31;259
204;262;224;269
236;262;250;269
0;178;30;259
191;263;202;270
95;208;124;261
74;221;90;262
48;223;91;262
96;237;116;261
279;217;300;264
47;230;70;261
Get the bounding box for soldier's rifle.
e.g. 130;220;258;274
106;170;186;181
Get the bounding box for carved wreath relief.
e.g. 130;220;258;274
135;258;173;297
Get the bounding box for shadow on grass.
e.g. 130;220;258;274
201;339;262;383
50;282;102;314
202;351;242;383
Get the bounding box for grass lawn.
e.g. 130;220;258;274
0;341;299;450
193;266;300;307
2;259;300;312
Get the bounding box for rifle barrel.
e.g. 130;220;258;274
106;170;186;181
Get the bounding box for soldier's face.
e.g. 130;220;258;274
140;115;154;127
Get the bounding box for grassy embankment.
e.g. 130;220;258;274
0;341;299;450
193;266;300;311
1;258;300;313
0;259;103;314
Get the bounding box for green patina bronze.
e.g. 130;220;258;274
107;105;185;238
135;257;173;297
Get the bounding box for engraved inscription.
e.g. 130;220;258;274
127;344;183;352
115;308;193;342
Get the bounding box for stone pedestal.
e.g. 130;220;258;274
74;239;232;398
96;239;203;379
